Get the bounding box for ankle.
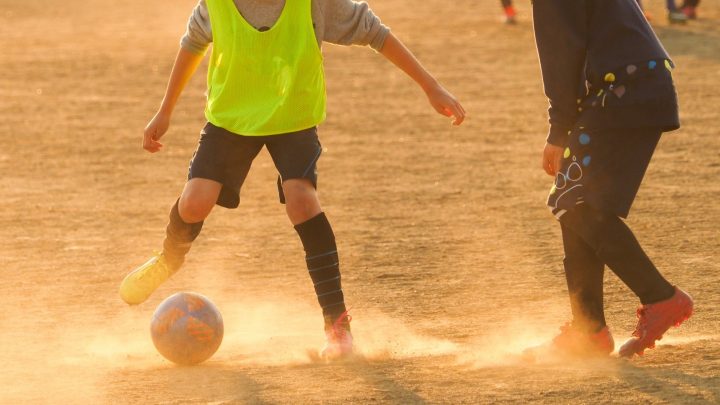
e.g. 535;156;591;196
640;285;676;305
571;319;607;335
324;310;351;331
160;251;184;273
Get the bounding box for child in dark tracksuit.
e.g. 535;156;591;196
531;0;693;358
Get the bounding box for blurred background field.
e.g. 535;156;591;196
0;0;718;403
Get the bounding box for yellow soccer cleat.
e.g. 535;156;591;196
119;253;174;305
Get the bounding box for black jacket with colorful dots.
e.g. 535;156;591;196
533;0;680;146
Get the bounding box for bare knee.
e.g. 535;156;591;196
179;198;214;223
283;179;321;225
178;179;222;223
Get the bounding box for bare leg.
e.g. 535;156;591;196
178;178;223;223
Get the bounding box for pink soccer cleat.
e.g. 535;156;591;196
320;311;354;361
619;287;694;358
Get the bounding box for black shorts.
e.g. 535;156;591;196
547;126;661;219
188;122;322;208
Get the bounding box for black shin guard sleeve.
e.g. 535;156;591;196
163;199;204;269
294;213;346;319
294;212;335;256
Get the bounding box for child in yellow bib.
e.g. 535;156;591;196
205;0;326;135
120;0;465;361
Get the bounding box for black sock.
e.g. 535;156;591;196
294;212;347;323
163;199;204;271
560;204;675;305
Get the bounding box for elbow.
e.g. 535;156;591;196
180;37;209;56
369;26;391;52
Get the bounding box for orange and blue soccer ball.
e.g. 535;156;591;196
150;292;224;365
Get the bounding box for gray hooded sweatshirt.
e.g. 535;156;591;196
181;0;391;54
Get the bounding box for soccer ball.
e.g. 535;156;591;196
150;292;224;365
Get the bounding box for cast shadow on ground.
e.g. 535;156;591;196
617;352;719;404
107;363;272;404
106;356;430;403
294;356;430;404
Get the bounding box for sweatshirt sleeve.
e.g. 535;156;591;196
319;0;390;51
532;0;589;146
180;0;213;55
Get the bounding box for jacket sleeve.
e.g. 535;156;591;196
532;0;589;146
180;0;213;55
319;0;390;51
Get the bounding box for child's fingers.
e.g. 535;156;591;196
542;144;564;176
449;106;462;123
542;155;554;176
436;104;452;117
452;102;465;125
432;99;464;125
144;144;160;153
143;135;163;153
445;103;465;125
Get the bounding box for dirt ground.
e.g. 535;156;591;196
1;0;719;403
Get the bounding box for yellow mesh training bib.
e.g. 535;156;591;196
205;0;326;136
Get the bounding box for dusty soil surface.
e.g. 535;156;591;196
1;0;718;403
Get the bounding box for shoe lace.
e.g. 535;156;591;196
555;321;603;341
329;309;352;341
136;252;168;282
632;306;651;338
552;322;575;343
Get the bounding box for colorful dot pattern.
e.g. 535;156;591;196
579;60;671;111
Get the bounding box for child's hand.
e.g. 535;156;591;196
143;111;171;153
425;84;465;126
542;142;564;176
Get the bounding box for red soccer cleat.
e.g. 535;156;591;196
524;322;614;360
551;323;615;356
682;6;697;19
503;6;517;24
619;287;694;358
